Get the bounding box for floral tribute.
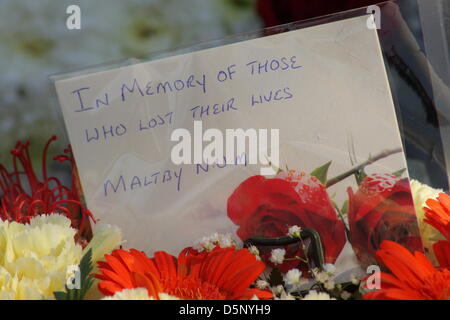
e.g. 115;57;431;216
96;245;272;300
227;148;421;279
1;137;450;300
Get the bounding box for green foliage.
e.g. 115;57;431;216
310;161;332;185
54;249;94;300
341;200;349;215
354;170;367;185
392;168;406;177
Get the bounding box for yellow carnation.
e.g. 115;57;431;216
0;214;122;300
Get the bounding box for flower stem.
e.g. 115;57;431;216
325;148;402;188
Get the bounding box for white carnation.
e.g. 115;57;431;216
303;290;336;300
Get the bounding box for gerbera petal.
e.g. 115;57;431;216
131;271;163;299
224;262;265;294
96;246;271;300
97;260;114;273
365;287;422;300
204;248;236;285
437;193;450;213
99;267;133;290
378;272;410;289
98;280;126;296
377;241;433;287
216;250;259;288
365;240;450;300
130;249;160;277
153;251;178;286
104;253;133;279
114;249;137;273
433;241;450;269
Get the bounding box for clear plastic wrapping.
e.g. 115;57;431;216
51;2;450;279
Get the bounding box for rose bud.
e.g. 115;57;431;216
347;173;423;268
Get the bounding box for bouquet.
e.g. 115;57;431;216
0;136;449;300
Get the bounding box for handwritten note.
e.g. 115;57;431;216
55;15;407;270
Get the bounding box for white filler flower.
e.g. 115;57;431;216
284;268;302;286
303;290;336;300
287;225;302;238
270;248;286;265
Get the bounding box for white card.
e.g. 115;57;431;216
55;15;412;272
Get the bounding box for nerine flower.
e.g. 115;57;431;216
96;246;272;300
0;137;95;243
0;214;122;300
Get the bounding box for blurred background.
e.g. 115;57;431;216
0;0;449;188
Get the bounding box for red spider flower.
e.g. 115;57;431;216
424;193;450;241
95;246;272;300
347;174;423;268
227;171;346;270
0;136;95;242
364;240;450;300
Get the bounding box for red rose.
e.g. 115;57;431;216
347;174;423;267
227;171;346;268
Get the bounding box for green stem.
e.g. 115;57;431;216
325;148;402;188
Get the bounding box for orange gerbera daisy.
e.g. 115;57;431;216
432;240;450;269
364;241;450;300
95;246;272;300
424;193;450;241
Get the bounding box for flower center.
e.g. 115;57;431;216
165;277;226;300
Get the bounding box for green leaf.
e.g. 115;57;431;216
266;159;283;175
341;200;349;215
79;248;94;298
53;291;67;300
392;168;406;177
268;267;284;287
332;201;339;212
355;170;367;185
310;161;332;185
53;249;94;300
